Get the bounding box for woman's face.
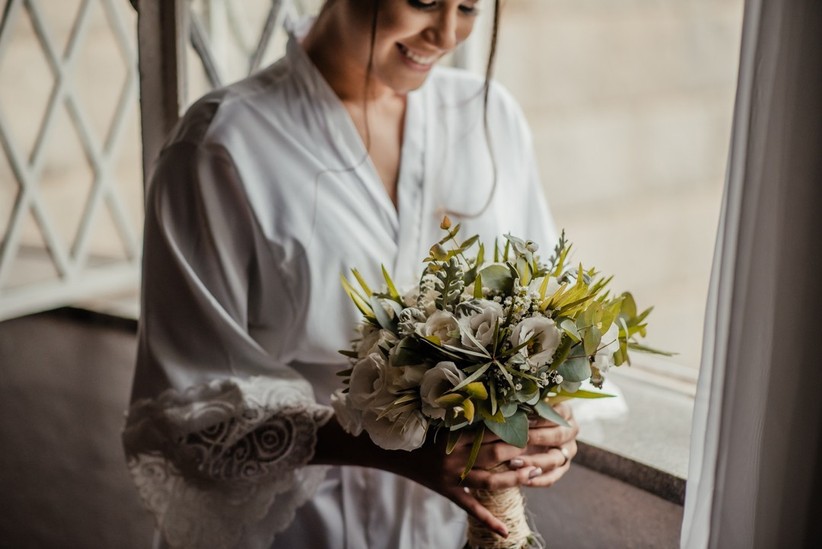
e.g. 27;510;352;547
342;0;481;94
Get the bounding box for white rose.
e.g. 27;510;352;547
459;300;503;350
420;361;465;419
594;323;620;374
385;362;427;393
330;389;363;436
420;310;461;346
357;328;398;358
362;409;428;451
348;353;393;410
510;317;562;366
402;286;419;308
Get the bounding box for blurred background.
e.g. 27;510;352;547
0;0;742;546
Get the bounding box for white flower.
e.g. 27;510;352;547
402;286;420;308
330;389;363;436
419;310;461;346
420;361;465;419
459;300;503;351
384;361;427;393
510;317;562;366
348;353;394;410
594;323;620;374
357;328;398;358
362;409;428;451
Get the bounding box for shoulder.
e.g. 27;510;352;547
163;57;296;151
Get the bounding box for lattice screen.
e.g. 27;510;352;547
0;0;483;320
0;0;141;321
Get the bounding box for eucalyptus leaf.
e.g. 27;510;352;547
534;399;571;427
484;410;528;448
557;354;592;382
500;402;518;417
478;264;514;294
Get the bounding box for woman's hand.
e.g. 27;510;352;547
505;401;579;487
312;402;579;538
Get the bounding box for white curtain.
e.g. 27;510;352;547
681;0;822;547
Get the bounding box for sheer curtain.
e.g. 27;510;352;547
681;0;822;547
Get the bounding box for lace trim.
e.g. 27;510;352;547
123;376;333;548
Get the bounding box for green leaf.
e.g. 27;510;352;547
450;362;492;393
391;337;426;366
555;388;615;399
557;353;592;382
369;296;396;331
473;273;484;299
534;399;571;427
435;393;466;407
628;342;676;356
381;265;400;300
446;429;463;455
559;319;581;342
464;382;489;400
341;275;375;318
582;324;602;356
484;410;528;448
477;264;514;294
351;268;373;296
461;427;486;480
500;402;518;417
463;398;476;423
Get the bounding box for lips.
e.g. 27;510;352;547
396;43;439;67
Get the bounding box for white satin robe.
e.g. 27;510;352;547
124;29;557;549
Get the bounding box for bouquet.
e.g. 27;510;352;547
332;217;665;548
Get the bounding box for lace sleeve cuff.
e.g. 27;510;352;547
123;376;334;548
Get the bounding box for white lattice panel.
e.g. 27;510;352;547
0;0;141;320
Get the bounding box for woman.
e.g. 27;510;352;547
123;1;579;547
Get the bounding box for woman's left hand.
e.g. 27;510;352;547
506;401;579;487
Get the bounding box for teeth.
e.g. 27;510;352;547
399;44;436;66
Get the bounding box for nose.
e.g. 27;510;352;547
426;9;459;51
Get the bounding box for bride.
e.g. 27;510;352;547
123;1;579;547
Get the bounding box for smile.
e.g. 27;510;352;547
397;44;438;67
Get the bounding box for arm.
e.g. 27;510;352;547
125;138;332;548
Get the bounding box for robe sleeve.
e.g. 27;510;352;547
122;135;333;549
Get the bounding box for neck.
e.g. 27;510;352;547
302;6;399;104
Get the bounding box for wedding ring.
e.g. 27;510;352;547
558;446;570;467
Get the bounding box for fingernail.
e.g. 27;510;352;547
509;458;525;469
497;526;509;538
528;467;543;479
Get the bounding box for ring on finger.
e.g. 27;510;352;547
557;446;570;467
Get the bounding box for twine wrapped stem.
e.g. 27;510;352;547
466;465;534;549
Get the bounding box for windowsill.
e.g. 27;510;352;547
68;299;694;506
570;357;695;504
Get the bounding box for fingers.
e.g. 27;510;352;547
507;441;577;487
526;425;576;448
472;441;525;469
526;456;571;487
462;463;543;490
448;487;509;538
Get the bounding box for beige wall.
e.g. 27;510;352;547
495;0;744;370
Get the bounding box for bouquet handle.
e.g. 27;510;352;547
466;465;534;549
